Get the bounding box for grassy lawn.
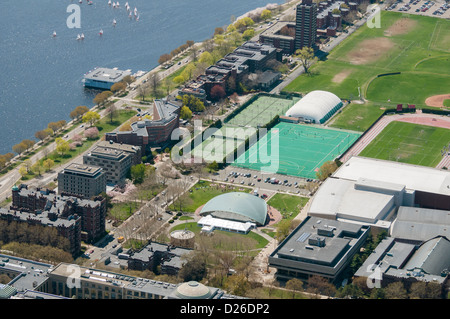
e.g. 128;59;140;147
284;11;450;128
359;121;450;167
267;193;309;221
170;180;252;213
329;102;385;132
108;201;141;222
170;222;269;251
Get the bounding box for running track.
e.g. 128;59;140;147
340;112;450;169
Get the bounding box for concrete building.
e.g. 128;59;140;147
105;99;181;152
58;163;106;199
269;216;370;283
295;0;318;50
354;236;450;292
83;67;131;90
83;144;135;185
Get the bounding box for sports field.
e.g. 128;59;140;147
226;95;299;127
359;121;450;167
190;95;298;162
232;122;361;179
284;11;450;120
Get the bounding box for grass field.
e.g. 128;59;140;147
233;122;361;179
359;121;450;167
267;193;309;221
284;11;450;112
329;101;385;132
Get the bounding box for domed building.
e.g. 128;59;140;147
173;281;215;299
285;90;343;124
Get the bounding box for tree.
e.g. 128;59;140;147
21;139;36;152
242;28;255;41
198;51;215;65
35;129;51;141
122;75;135;85
149;73;161;98
384;282;408;299
260;9;272;21
158;53;172;65
285;278;304;298
131;163;146;184
47;121;64;134
207;160;219;172
110;81;127;93
82;111;100;127
316;160;338;181
294;47;318;74
225;274;250;296
43;158;55;171
19;165;28;177
12;142;27;155
214;27;224;35
70;105;89;120
84;127;99;140
93;91;113;105
210;85;227;102
106;105;118;123
306;275;336;297
180;106;193;120
55;138;70;156
179;253;207;282
32;162;43;177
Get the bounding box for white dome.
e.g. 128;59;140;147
285;90;342;124
175;281;212;299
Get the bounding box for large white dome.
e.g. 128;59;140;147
285;90;343;124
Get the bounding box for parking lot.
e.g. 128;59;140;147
386;0;450;18
210;166;319;197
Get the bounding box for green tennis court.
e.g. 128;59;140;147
232;122;361;179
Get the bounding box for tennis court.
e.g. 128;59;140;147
226;95;299;127
232;122;361;179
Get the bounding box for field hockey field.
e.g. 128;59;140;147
232;122;361;179
359;121;450;167
284;11;450;114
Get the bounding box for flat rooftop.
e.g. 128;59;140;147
84;67;131;83
334;156;450;196
62;163;104;178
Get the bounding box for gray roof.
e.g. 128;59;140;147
404;236;450;275
84;67;131;83
390;206;450;242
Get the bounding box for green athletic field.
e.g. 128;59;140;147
232;122;361;179
359;121;450;167
284;11;450;112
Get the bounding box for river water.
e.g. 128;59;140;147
0;0;278;154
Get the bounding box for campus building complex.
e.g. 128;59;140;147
58;163;106;199
83;141;141;185
105;99;181;152
11;185;106;245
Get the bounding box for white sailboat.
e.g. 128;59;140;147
108;0;111;5
77;34;81;40
80;33;85;40
113;19;117;26
52;31;57;37
99;29;104;36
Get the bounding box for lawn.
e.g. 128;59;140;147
169;180;252;213
359;121;450;167
267;193;309;221
329;102;385;132
284;10;450;123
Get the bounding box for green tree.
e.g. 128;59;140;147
70;105;89;120
260;9;272;21
384;282;408;299
294;47;318;74
43;158;55;171
55;138;70;156
82;111;101;127
180;106;193;120
285;278;304;298
110;81;127;93
130;163;146;184
242;28;255;41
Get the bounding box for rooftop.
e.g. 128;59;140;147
84;67;131;83
62;163;104;178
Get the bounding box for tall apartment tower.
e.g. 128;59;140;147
295;0;318;51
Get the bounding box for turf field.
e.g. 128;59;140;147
284;11;450;110
358;121;450;167
232;122;361;179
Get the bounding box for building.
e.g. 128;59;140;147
58;163;106;199
295;0;318;50
259;21;296;54
105;99;181;152
127;242;192;276
354;236;450;293
317;0;344;36
0;254;55;299
198;192;268;233
83;145;134;185
12;185;106;243
96;140;142;165
83;67;131;90
47;262;241;299
285;90;343;124
269;216;370;283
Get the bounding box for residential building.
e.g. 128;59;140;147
58;163;106;199
295;0;318;50
83;67;131;90
11;185;106;243
259;21;296;54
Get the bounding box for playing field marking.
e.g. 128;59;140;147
428;20;440;51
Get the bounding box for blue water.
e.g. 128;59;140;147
0;0;277;155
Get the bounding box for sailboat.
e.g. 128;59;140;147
77;34;81;40
80;33;85;40
108;0;111;5
52;31;57;38
113;19;117;27
99;29;104;36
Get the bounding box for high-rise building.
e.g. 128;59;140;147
295;0;318;51
58;163;106;199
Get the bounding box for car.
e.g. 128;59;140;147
112;244;117;249
257;178;261;182
79;124;84;128
89;249;94;254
